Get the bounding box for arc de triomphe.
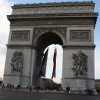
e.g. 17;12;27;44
3;1;98;90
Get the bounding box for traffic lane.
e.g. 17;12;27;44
0;89;100;100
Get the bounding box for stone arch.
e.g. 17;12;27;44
33;30;64;84
3;2;97;90
33;29;65;50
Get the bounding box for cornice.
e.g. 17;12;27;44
65;77;94;80
12;1;94;9
6;44;36;49
6;44;43;55
7;13;98;20
62;45;96;50
8;17;96;27
7;13;98;27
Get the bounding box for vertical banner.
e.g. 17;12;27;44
51;48;57;79
37;48;49;78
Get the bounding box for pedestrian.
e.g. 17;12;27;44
96;89;100;94
12;84;14;89
29;86;32;91
66;86;70;93
2;84;4;89
27;86;29;89
10;84;12;90
45;87;46;93
16;85;20;90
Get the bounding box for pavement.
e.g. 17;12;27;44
0;86;67;94
0;88;100;100
0;86;100;95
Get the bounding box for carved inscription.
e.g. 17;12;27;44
11;31;30;41
71;51;88;76
12;5;94;15
11;52;24;73
70;30;91;41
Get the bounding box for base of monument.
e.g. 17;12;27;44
62;77;95;91
3;74;30;87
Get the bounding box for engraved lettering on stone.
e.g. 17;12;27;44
11;31;30;41
70;31;90;41
71;51;88;76
12;5;94;15
11;52;23;73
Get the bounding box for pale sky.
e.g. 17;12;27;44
0;0;100;83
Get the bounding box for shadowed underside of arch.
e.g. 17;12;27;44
36;32;63;52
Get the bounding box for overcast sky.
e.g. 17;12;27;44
0;0;100;83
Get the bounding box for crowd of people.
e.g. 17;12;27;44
0;83;100;95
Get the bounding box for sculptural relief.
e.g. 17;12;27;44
11;52;24;73
70;30;91;42
71;51;88;76
11;31;30;41
12;5;94;15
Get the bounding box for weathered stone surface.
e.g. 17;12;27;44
3;1;98;90
12;2;94;15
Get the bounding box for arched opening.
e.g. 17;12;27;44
45;44;63;83
36;31;63;52
34;31;63;86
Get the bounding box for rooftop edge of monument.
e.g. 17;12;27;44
12;1;94;8
11;1;96;15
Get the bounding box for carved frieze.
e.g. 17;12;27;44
10;19;94;26
33;27;66;41
70;30;91;42
12;5;94;15
11;52;24;73
71;51;88;76
11;31;30;41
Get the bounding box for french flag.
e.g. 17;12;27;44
51;48;57;79
37;48;49;78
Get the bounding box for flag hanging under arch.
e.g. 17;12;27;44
37;48;49;78
51;48;57;79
